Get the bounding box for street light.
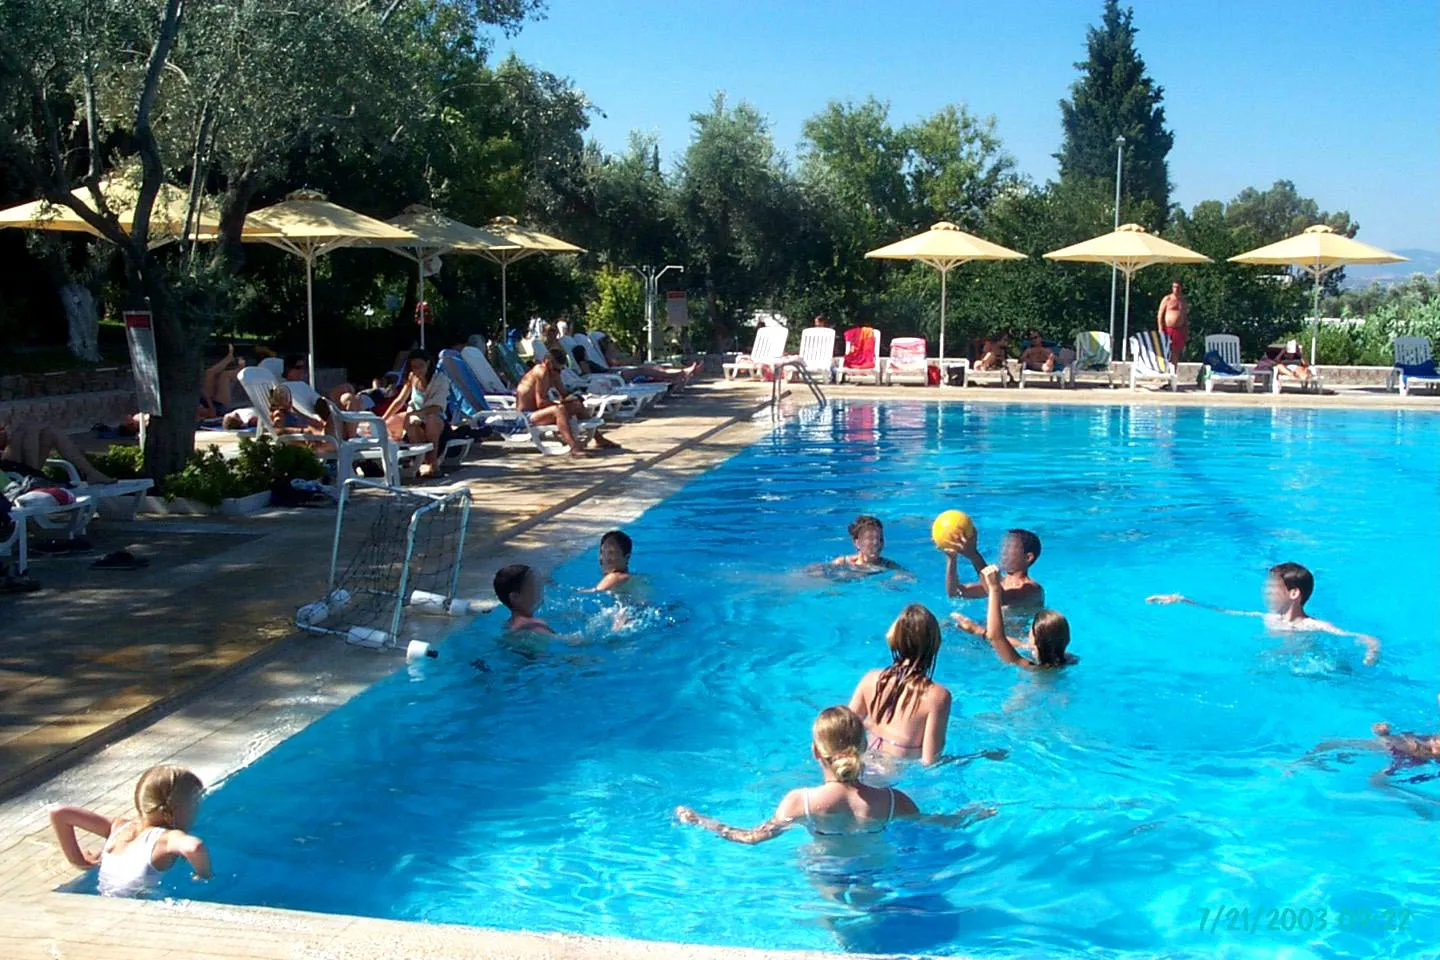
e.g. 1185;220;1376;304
624;264;685;362
1109;134;1126;359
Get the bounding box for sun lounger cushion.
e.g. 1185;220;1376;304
1203;350;1243;376
13;487;77;508
1397;359;1440;378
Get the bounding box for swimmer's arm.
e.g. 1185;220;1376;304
980;566;1027;667
921;689;951;766
1145;594;1261;617
1307;619;1381;666
918;804;998;829
48;806;112;868
950;612;985;637
847;674;873;720
159;830;212;880
675;793;799;845
945;552;986;599
585;572;627;593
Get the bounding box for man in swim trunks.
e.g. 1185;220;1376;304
1018;332;1056;373
515;349;620;457
1156;281;1189;361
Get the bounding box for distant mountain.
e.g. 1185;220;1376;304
1342;249;1440;288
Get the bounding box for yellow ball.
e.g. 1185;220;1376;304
931;510;977;550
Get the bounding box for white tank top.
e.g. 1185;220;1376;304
97;826;165;898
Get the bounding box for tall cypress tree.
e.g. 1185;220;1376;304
1057;0;1174;227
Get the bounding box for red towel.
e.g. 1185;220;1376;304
843;327;876;370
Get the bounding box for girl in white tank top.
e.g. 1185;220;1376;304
49;765;211;897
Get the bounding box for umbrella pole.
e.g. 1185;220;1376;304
938;267;947;382
418;254;426;351
500;260;509;338
1310;267;1322;365
306;252;316;388
1121;270;1133;362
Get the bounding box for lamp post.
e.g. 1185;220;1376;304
625;264;685;362
1109;134;1126;359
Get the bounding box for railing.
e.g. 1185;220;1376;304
769;359;827;417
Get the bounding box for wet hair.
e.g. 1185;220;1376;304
847;515;883;540
1269;562;1314;603
813;706;866;784
493;564;533;609
600;530;633;558
1031;609;1071;667
1006;528;1042;563
870;604;942;726
134;765;203;829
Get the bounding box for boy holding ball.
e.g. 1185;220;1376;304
942;524;1045;610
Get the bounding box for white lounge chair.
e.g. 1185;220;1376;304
836;327;881;384
446;349;603;456
1270;339;1325;394
885;337;930;386
1017;339;1071;389
797;327;837;383
966;338;1010;388
1128;330;1178;391
723;327;788;380
1202;334;1271;393
2;490;96;577
1069;331;1114;388
42;459;153;520
1389;336;1440;395
561;336;668;409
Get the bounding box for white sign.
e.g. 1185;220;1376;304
123;310;163;416
665;290;688;327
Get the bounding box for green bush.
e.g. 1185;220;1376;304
162;436;324;507
90;444;145;480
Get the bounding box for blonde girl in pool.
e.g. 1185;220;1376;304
846;604;952;766
49;765;211;897
675;707;993;843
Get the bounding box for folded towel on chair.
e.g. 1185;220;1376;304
843;327;877;370
1204;350;1243;376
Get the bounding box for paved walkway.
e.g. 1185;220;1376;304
0;381;768;799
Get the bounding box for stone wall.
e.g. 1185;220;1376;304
0;366;134;401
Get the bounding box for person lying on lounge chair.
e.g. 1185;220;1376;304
516;350;622;457
592;335;701;385
1018;332;1057;373
974;333;1010;372
0;420;112;484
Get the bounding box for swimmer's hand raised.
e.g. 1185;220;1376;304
1146;594;1187;605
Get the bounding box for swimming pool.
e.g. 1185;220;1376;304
125;402;1439;957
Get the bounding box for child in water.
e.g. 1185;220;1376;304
493;564;554;635
49;765;211;898
945;527;1044;611
1296;699;1440;782
846;604;953;765
813;515;912;582
676;707;920;843
589;530;634;593
1148;561;1380;666
976;564;1076;670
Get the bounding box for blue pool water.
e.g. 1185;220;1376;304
128;403;1439;957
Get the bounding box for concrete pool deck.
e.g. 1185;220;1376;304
2;376;1436;960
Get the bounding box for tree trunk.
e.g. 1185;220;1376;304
125;256;205;480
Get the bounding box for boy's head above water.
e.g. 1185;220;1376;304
1264;561;1314;613
847;515;885;564
599;530;633;573
1000;528;1041;573
494;563;542;614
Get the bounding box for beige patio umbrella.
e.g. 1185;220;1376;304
1229;225;1406;363
381;205;519;348
1044;223;1210;362
241;191;417;386
0;171;265;247
473;215;586;332
865;221;1025;365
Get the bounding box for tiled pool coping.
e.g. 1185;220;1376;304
4;380;1437;960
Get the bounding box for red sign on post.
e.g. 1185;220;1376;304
123;310;163;416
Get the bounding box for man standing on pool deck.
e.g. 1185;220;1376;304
1156;281;1189;360
1148;561;1380;666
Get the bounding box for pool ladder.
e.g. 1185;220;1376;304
769;359;827;418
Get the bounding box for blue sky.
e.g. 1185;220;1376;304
501;0;1439;251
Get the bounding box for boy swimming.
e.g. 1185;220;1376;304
943;526;1044;609
830;515;904;572
493;563;555;636
1147;561;1380;666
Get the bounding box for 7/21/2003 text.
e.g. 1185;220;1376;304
1199;905;1411;935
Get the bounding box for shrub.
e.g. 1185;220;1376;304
90;444;145;480
162;436;324;507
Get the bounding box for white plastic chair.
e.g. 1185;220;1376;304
1390;336;1440;395
1128;331;1178;391
452;348;604;455
836;328;881;384
885;337;930;386
1069;331;1114;388
797;327;837;383
1202;334;1271;393
722;327;788;380
3;492;96;576
1017;340;1070;389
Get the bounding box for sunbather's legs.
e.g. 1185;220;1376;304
7;423;113;483
406;414;444;474
527;404;586;454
